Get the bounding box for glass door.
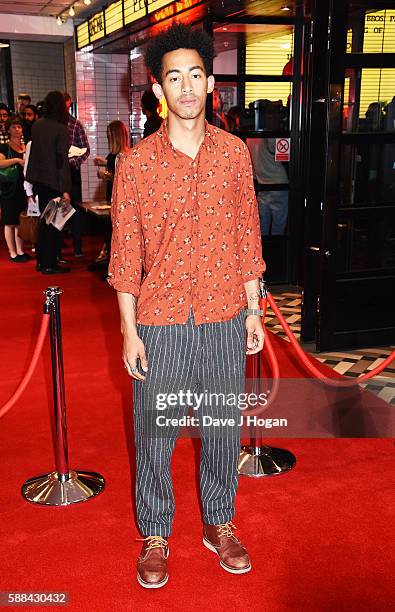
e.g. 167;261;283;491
302;1;395;350
210;12;305;284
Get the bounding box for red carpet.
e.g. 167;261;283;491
0;238;394;611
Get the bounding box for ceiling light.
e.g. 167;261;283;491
0;42;10;47
84;0;91;4
281;6;291;10
69;5;75;17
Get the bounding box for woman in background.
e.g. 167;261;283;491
92;120;130;270
94;120;130;202
26;91;71;274
0;116;30;262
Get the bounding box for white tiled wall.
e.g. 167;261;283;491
10;41;66;108
75;50;130;202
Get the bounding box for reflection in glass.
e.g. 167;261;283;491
347;9;395;54
340;143;395;205
336;211;395;272
342;68;395;132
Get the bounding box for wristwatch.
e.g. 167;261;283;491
245;308;263;317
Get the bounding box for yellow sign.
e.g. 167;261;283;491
151;0;193;21
89;11;105;42
124;0;146;26
147;0;173;14
245;28;294;107
364;9;395;52
77;22;89;50
105;1;123;35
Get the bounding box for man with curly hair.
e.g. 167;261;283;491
108;23;265;589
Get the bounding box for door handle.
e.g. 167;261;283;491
309;246;331;256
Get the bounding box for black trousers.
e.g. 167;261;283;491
34;183;62;269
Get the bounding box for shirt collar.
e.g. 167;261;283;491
156;119;219;160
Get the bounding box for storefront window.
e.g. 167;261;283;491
213;24;293;132
336;210;395;272
339;143;395;206
347;9;395;53
245;26;294;75
0;44;12;109
342;68;395;132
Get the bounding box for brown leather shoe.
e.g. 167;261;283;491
137;536;169;588
203;521;251;574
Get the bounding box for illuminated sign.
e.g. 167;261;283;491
105;0;123;35
76;0;200;50
151;0;193;22
347;9;395;53
124;0;146;26
363;9;395;52
77;22;89;49
147;0;173;14
89;11;105;42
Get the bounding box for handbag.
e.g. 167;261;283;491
0;146;19;199
18;211;40;243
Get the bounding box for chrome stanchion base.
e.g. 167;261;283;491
238;445;296;477
21;470;105;506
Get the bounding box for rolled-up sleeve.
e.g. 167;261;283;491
107;153;143;296
237;143;266;280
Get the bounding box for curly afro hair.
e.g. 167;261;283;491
146;23;214;84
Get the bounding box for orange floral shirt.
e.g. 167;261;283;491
108;121;265;325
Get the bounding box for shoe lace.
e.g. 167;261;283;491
217;521;237;538
136;535;168;550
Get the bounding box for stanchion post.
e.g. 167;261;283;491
49;288;69;481
21;287;105;505
238;278;297;477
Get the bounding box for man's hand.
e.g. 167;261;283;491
245;315;265;355
62;192;70;203
123;332;148;380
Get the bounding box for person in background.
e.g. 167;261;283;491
247;138;289;235
92;120;130;272
141;90;163;138
22;104;38;143
26;90;71;275
212;87;229;131
64;91;90;257
35;101;44;119
0;103;10;145
227;105;243;132
17;93;31;117
0;116;30;262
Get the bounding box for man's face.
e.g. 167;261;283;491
0;109;8;125
23;108;36;124
153;48;214;121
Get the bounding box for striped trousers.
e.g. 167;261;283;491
133;308;246;537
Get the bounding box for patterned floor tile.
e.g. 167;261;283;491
266;287;394;404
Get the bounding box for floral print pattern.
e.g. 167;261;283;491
108;121;265;325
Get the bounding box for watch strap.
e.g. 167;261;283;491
245;308;263;317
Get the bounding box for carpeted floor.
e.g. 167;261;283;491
0;238;394;611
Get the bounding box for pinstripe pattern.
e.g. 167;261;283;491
133;308;246;536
